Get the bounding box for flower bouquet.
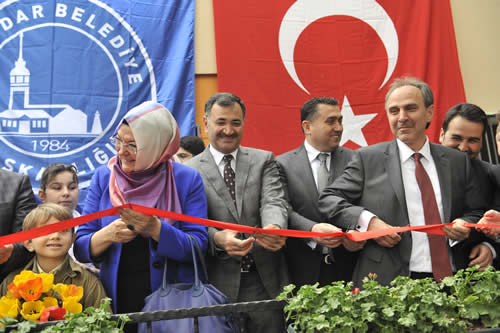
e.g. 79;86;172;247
0;270;83;323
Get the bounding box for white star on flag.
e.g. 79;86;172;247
340;95;378;147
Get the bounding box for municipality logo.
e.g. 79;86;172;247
0;0;156;180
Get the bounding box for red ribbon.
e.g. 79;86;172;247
0;203;496;247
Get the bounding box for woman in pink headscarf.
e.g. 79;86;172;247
74;102;208;320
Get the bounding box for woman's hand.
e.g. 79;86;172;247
90;219;136;257
117;208;162;241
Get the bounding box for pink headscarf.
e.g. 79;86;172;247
108;101;182;223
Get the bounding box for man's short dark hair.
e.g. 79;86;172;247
300;97;339;122
204;93;246;119
180;136;205;156
442;103;487;135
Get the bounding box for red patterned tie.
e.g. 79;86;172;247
413;153;453;282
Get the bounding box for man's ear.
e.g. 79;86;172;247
38;190;46;203
23;240;35;252
439;128;445;144
203;115;209;132
72;233;76;243
302;120;311;135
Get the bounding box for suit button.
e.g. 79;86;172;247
152;261;162;269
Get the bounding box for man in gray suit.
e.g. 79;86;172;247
277;97;364;287
187;93;288;333
318;77;484;286
0;169;37;280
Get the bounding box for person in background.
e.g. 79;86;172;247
0;169;37;282
176;135;206;163
0;203;108;310
439;103;499;270
187;92;288;333
496;112;500;158
74;101;208;332
39;164;80;217
276;97;364;288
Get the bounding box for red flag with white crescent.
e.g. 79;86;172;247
213;0;465;154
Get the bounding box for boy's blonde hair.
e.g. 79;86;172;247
23;203;73;231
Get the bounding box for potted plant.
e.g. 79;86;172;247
278;266;500;332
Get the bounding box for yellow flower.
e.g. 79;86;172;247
13;271;36;286
20;300;45;321
0;296;19;319
42;296;58;308
62;299;82;314
60;285;83;303
38;273;54;293
52;283;67;296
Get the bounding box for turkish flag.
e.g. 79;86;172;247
213;0;465;154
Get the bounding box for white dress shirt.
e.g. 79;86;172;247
304;141;331;252
398;138;445;273
209;145;238;176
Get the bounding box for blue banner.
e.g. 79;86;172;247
0;0;195;205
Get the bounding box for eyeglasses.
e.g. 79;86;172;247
110;136;138;154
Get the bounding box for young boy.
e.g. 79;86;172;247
0;203;108;310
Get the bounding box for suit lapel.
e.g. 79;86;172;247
235;147;250;219
295;145;319;197
199;150;239;221
330;147;345;184
385;140;409;225
430;144;451;222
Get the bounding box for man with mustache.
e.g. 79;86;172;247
187;92;288;332
439;103;500;269
276;97;365;288
319;77;485;286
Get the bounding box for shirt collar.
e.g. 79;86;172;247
396;137;432;163
304;140;330;163
209;144;238;166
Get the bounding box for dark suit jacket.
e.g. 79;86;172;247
277;145;358;286
473;160;500;269
318;140;484;286
186;146;289;301
0;169;37;281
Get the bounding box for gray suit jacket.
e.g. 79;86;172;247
0;169;37;281
277;145;358;286
318;140;484;286
186;146;289;301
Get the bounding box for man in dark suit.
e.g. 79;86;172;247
186;93;288;333
277;97;364;287
318;77;484;286
0;169;37;280
439;103;500;269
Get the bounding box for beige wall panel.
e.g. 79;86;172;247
451;0;500;114
195;0;217;74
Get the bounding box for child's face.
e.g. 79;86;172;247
24;217;75;263
39;171;79;211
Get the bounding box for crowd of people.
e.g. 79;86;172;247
0;76;500;333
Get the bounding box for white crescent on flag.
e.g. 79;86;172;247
278;0;399;146
279;0;399;93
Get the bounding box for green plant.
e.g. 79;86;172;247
442;266;500;328
278;267;500;332
0;298;130;333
